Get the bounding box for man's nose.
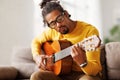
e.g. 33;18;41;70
56;22;62;28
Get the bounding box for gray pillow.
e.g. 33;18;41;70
11;47;39;79
105;42;120;79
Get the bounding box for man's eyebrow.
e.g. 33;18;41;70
49;21;55;24
48;14;61;24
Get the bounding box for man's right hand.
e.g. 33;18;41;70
34;54;54;71
34;54;47;70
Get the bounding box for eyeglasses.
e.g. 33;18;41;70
47;12;65;29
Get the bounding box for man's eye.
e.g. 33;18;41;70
57;16;63;22
57;18;62;22
50;21;56;26
57;17;62;22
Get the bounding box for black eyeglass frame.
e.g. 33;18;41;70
47;12;65;29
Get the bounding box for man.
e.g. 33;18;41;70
30;0;102;80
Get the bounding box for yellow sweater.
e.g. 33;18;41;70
31;21;102;76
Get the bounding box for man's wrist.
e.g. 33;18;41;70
80;61;87;68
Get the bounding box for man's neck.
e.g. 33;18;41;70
69;20;77;33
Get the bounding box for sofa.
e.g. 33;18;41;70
0;42;120;80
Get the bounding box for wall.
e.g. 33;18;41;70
0;0;34;65
61;0;103;40
33;0;45;36
101;0;120;38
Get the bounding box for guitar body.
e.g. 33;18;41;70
42;40;73;75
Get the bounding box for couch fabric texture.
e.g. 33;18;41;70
105;42;120;79
11;47;39;79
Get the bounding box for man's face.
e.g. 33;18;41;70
45;10;70;34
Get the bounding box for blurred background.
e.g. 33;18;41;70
0;0;120;65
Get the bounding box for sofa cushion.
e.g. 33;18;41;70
105;42;120;79
0;66;17;79
11;47;39;79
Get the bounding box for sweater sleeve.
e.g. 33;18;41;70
81;48;102;76
31;28;53;57
81;26;102;76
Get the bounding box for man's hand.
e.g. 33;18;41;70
34;54;54;71
34;54;47;70
71;44;87;65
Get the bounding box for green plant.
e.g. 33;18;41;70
104;25;120;43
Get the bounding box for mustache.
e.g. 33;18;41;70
58;25;66;28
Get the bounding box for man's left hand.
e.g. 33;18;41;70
71;44;87;65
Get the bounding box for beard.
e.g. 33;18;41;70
61;29;69;34
58;26;69;34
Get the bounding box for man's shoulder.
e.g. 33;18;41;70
77;21;94;27
77;21;96;30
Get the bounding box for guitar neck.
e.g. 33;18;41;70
53;45;72;62
53;42;82;62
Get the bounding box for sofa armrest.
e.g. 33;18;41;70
0;66;18;80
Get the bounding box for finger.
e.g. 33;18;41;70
71;45;85;58
72;45;79;54
40;61;47;70
75;44;84;53
71;46;77;57
40;65;46;70
38;55;47;69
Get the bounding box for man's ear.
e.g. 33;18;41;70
64;10;71;18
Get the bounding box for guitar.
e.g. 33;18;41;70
42;35;101;75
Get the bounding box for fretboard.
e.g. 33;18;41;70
53;42;83;62
54;46;72;62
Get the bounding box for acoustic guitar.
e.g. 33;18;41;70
42;35;101;75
